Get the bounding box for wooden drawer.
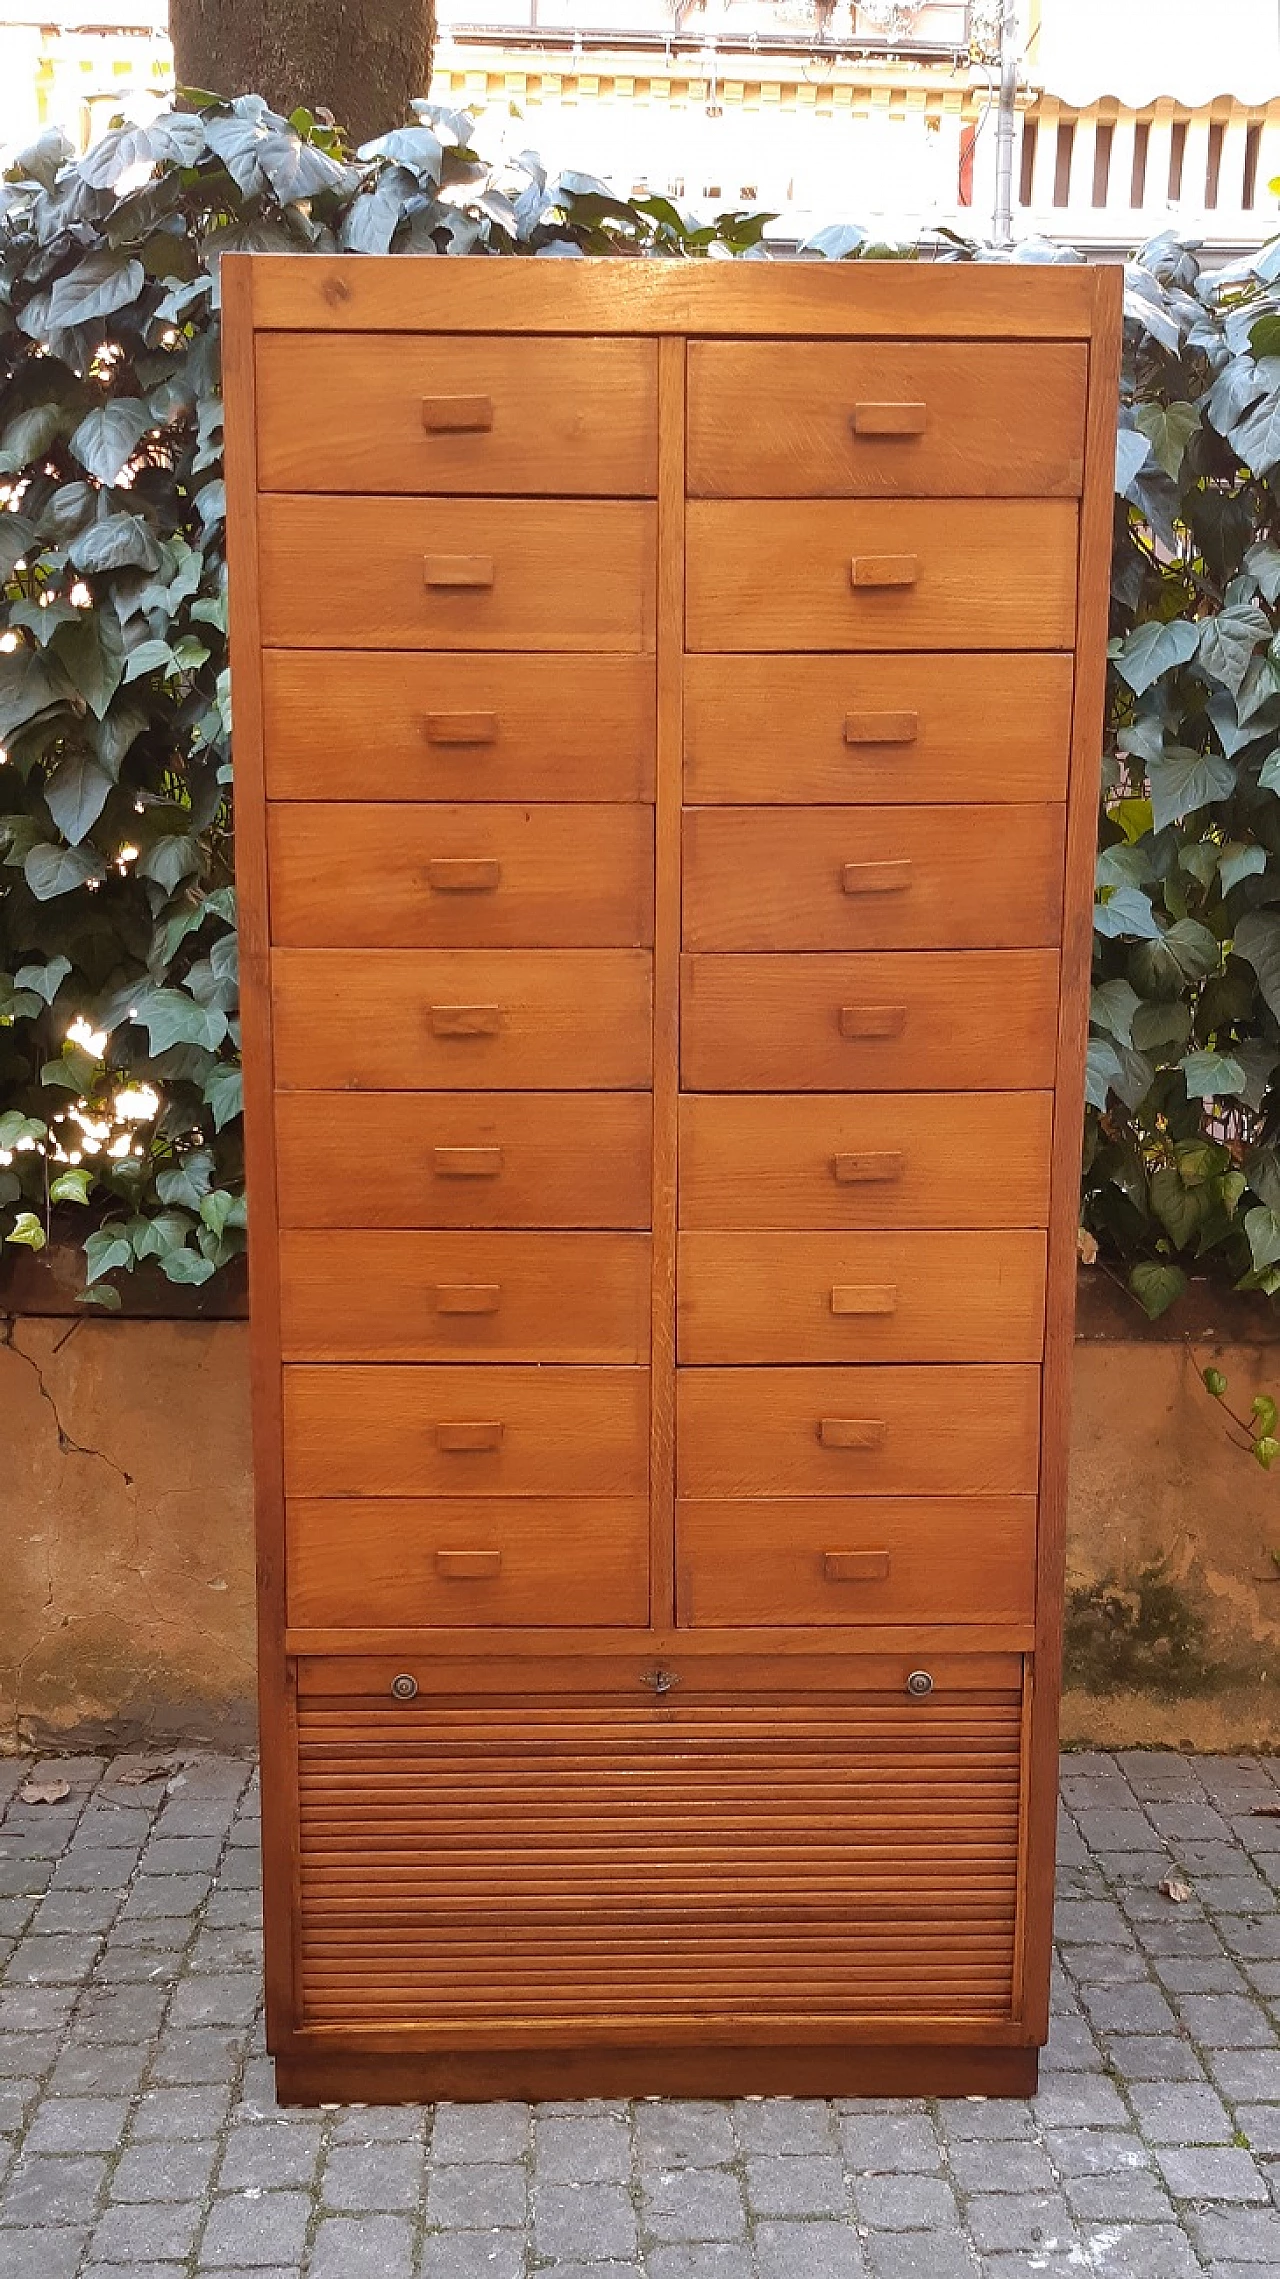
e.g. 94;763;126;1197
256;334;658;496
280;1230;650;1363
678;1094;1053;1230
677;1230;1045;1364
683;806;1064;952
687;340;1086;497
676;1498;1036;1627
262;653;655;804
677;1366;1042;1498
283;1365;650;1498
276;1093;652;1230
684;653;1073;807
273;950;652;1091
686;500;1077;652
269;805;654;950
259;498;656;652
680;952;1059;1093
287;1498;650;1627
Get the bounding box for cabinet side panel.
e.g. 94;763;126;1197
223;256;299;2047
650;337;685;1625
1022;265;1123;2035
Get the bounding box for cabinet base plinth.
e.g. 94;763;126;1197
274;2042;1038;2105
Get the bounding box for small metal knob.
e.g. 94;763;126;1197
390;1672;419;1702
906;1669;934;1699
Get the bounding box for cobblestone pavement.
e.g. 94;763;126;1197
4;1750;1280;2277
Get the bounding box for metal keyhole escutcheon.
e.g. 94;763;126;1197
640;1667;681;1695
390;1672;419;1702
906;1669;934;1699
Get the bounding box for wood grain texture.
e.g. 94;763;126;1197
279;1230;651;1363
686;500;1077;652
683;652;1074;806
273;2041;1038;2102
677;1231;1046;1364
680;951;1060;1093
286;1499;650;1627
275;1092;652;1229
256;334;658;495
283;1366;650;1499
262;651;656;804
677;1093;1053;1229
687;341;1087;497
676;1366;1041;1497
682;805;1065;951
259;497;656;651
272;950;653;1091
676;1499;1036;1627
649;334;685;1629
297;1651;1024;1696
267;804;654;948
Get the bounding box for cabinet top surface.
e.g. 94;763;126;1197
226;252;1119;339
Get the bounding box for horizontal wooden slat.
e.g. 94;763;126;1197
286;1498;649;1627
676;1366;1041;1497
677;1498;1036;1628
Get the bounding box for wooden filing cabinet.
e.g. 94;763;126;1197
223;256;1120;2103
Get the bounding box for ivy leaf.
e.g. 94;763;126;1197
1112;619;1199;696
1246;1205;1280;1271
46;252;145;329
1151;1164;1201;1247
203;1063;243;1132
1091;977;1142;1045
68;400;152;485
1219;842;1268;894
1246;542;1280;603
1134;399;1200;480
1181;1050;1247;1099
0;646;76;740
1129;1261;1188;1319
132;990;228;1054
1148;744;1236;831
5;1211;46;1251
1234;911;1280;1021
84;1227;133;1282
49;1168;92;1205
69;514;163;576
1115;426;1154;493
13;954;71;1005
1197;604;1272;698
1131;999;1192;1054
43;752;113;845
158;1246;216;1285
1130;919;1221;996
156;1149;214;1209
1233;385;1280;475
23;843;105;899
1095;885;1162;941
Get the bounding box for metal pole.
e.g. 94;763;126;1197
993;0;1019;245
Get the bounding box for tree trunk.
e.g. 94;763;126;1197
169;0;436;149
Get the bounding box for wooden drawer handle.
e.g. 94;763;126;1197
844;711;918;746
850;555;919;589
434;1548;503;1578
839;1004;905;1040
432;1146;503;1179
423;711;497;746
817;1417;887;1450
427;858;501;893
842;859;911;897
429;1003;502;1037
833;1150;905;1185
432;1283;501;1314
824;1550;892;1582
831;1284;898;1316
424;555;494;589
422;394;493;433
851;402;927;436
434;1421;503;1452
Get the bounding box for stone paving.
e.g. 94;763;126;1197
4;1750;1280;2277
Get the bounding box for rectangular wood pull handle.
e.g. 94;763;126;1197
434;1421;503;1453
850;555;919;589
851;402;927;436
427;858;501;893
818;1417;887;1450
842;859;912;897
839;1005;906;1040
424;555;494;589
423;711;498;746
422;394;493;433
824;1550;892;1582
831;1284;898;1316
429;1003;501;1037
433;1284;501;1315
432;1146;503;1179
844;710;918;746
832;1150;905;1185
434;1548;503;1578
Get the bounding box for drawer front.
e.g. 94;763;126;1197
263;652;656;804
268;804;654;950
256;334;658;496
678;1094;1053;1230
259;498;656;652
684;653;1073;807
683;805;1064;952
678;1230;1046;1364
280;1230;651;1363
287;1498;650;1627
273;950;653;1091
276;1093;652;1230
681;952;1059;1093
283;1366;650;1498
677;1498;1037;1628
687;340;1086;497
676;1366;1042;1497
686;499;1077;652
